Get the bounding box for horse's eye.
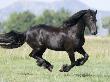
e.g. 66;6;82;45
90;16;93;18
93;19;97;22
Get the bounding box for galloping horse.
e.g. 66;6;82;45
0;9;97;72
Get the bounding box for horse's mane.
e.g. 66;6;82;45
62;10;88;27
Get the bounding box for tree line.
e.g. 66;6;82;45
0;9;94;34
102;17;110;34
0;9;70;32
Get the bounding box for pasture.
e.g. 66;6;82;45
0;36;110;82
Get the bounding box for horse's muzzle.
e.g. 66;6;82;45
91;31;97;35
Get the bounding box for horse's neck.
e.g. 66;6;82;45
68;19;86;36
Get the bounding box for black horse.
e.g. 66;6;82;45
0;9;97;72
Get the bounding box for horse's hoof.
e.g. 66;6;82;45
75;61;80;66
42;63;53;72
59;64;70;72
36;59;46;67
75;58;84;66
36;60;53;72
47;65;53;72
59;68;63;72
36;62;42;67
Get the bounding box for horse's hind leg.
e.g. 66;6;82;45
60;51;76;72
76;47;89;66
29;48;53;72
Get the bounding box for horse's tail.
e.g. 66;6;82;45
0;30;26;49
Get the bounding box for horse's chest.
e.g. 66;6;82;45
65;36;85;49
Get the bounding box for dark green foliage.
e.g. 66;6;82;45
1;9;91;34
2;9;70;32
35;9;70;27
102;16;110;28
3;11;36;32
102;16;110;34
0;22;4;32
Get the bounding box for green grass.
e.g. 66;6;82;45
0;36;110;82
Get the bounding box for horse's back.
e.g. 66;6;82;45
25;24;66;50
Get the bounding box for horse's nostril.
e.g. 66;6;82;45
91;32;97;35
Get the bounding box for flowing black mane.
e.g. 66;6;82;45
62;10;88;27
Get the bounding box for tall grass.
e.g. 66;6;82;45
0;36;110;82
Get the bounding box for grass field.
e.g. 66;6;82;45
0;36;110;82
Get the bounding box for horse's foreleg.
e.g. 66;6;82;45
76;47;89;66
60;51;75;72
29;48;53;72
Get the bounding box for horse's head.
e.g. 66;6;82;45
83;9;97;35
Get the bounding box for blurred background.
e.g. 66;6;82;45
0;0;110;35
0;1;110;82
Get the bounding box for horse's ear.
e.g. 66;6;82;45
95;10;97;14
87;9;91;12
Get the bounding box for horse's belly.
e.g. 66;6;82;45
47;42;65;51
47;46;65;51
46;37;65;51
